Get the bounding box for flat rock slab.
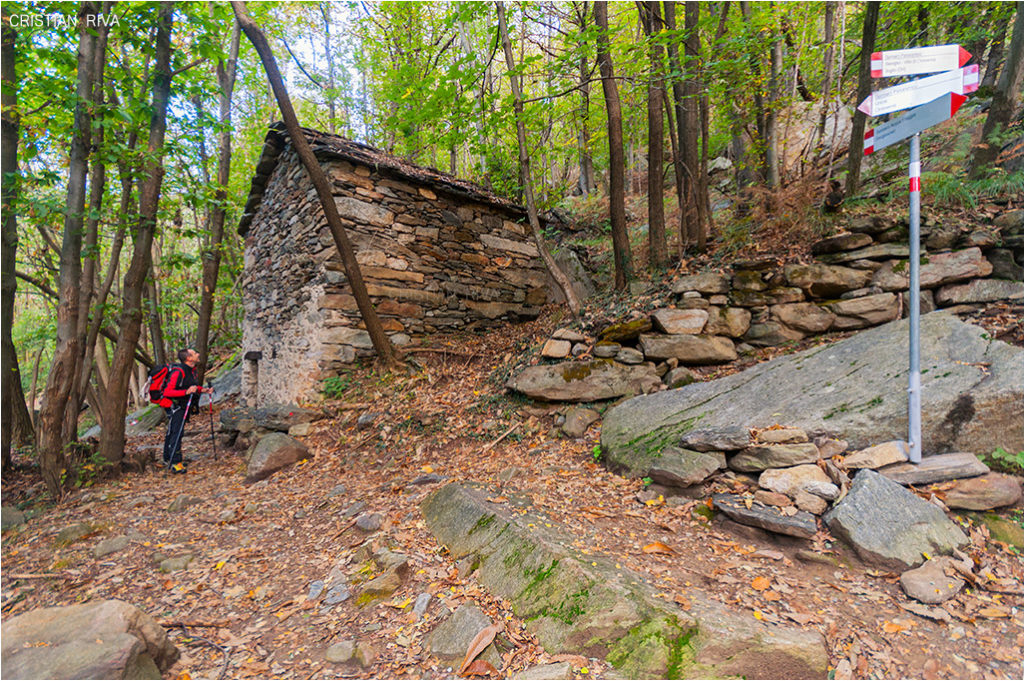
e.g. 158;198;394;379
759;465;838;500
900;557;965;604
878;452;989;486
125;405;166;437
507;360;661;403
681;426;751;453
647;447;725;487
561;407;600;438
729;443;821;472
426;604;503;669
601;313;1024;478
941;473;1022;510
1;599;179;680
639;334;737;365
824;469;968;570
844;441;908;469
651;308;709;335
872;247;992;291
713;493;818;538
422;482;827;679
246;432;310;483
221;404;323;434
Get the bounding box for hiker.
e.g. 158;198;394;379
159;348;211;473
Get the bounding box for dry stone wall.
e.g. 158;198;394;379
243;149;549;405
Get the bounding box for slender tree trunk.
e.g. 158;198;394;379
496;2;581;317
846;1;881;195
38;3;99;496
232;1;398;366
97;3;174;468
321;3;337;134
196;18;240;384
981;18;1009;89
577;42;595;196
663;1;686;255
2;17;34;468
765;4;782;188
970;3;1024;179
640;1;667;269
594;1;633;289
818;2;837;143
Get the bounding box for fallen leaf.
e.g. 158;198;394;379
751;576;772;591
486;496;508;504
642;541;674;554
458;623;502;674
460;658;498;678
751;549;784;560
977;606;1010;618
763;590;782;602
784;612;816;625
881;619;911;633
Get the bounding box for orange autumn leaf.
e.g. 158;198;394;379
458;623;502;674
642;541;674;554
460;658;498;678
763;590;782;601
751;576;772;591
882;620;909;633
977;607;1010;618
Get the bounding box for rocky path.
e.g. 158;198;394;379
2;320;1022;680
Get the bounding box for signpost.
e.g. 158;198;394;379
862;45;974;464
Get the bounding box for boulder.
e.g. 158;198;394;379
1;599;178;679
843;441;908;469
93;535;130;559
664;366;698;389
426;604;504;669
562;407;600;438
651;308;708;335
647;447;725;487
704;306;752;338
1;505;26;530
672;272;730;295
325;640;355;663
811;233;873;255
601;313;1024;475
221;404;322;434
941;473;1022;510
207;361;242;404
899;557;965;604
728;443;821;472
507;360;661;402
770;303;835;334
599;319;653;343
826;293;899;330
713;493;818;538
758;464;836;498
871;248;993;291
934;279;1024;306
878;452;990;486
783;263;872;298
246;432;310;482
638;334;737;364
125;405;166;437
823;469;968;570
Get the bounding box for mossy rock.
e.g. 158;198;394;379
972;512;1024;549
599;319;653;343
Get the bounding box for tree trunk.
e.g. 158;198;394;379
640;1;667;269
196;18;240;384
97;2;174;468
321;2;337;134
594;1;633;289
663;1;687;255
577;44;595;196
765;4;782;188
232;1;398;366
2;19;34;469
846;1;881;195
38;2;99;496
970;2;1024;179
818;2;837;143
496;2;581;318
981;17;1009;89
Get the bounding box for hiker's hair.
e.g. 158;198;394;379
177;349;193;363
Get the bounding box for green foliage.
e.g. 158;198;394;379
322;374;353;400
982;448;1024;475
591;444;602;462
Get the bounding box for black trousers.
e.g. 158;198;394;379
162;403;189;465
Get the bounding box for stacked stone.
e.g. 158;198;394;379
243;148;550;403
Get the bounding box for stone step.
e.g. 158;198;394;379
878;452;989;486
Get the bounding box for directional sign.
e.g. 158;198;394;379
871;44;972;78
859;65;979;116
864;92;967;155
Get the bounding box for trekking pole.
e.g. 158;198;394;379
167;393;194;472
208;391;218;461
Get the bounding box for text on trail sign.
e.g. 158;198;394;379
858;65;979;116
870;44;972;78
864;92;967;155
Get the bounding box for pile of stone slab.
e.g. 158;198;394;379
642;424;1021;547
512;210;1023;404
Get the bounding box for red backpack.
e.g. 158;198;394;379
145;364;182;405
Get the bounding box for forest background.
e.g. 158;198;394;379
2;1;1022;498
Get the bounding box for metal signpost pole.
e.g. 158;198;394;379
908;133;922;464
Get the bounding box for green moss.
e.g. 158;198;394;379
469;513;496;536
527;585;591;626
607;616;697;678
562;363;594;382
523;559;560;594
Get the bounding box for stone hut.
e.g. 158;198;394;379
238;123;551;406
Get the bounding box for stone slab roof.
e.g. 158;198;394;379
237;122;531;236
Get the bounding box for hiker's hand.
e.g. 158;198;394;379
187;386;199;394
202;387;213;394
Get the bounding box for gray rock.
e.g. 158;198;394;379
93;535;130;559
651;308;708;335
125;405;166;437
562;407;600;438
593;342;620;358
879;452;990;486
207;361;242;404
783;263;872;298
307;580;325;600
817;243;910;264
359;570;401;604
552;248;598;303
412;592;432;617
848;216;897;235
672;272;731;295
1;505;26;530
355;513;383;532
514;662;574;680
840;285;884;299
638;334;737;364
507;360;661;402
0;599;178;679
647;447;725;487
375;549;410;576
356;412;379;429
827;293;899;330
328;484;347;497
704;306;752;338
994;208;1024;234
343;500;367;517
55;522;93;546
677;296;711;310
811;233;873;255
731;287;806;307
844;441;908;469
599;319;653;343
680;426;751;453
664;366;698;389
325;640;355;663
815;438;848;459
900;557;964;604
757;427;808;444
542;339;573;359
246;432;310;482
794;490;829;515
770;303;835;334
411;473;447;485
758;464;836;497
987;249;1024;280
824;469;968;570
426;604;503;669
601;313;1024;477
871;248;993;291
732;270;768;291
935;279;1024;306
167;495;202;513
942;473;1022;510
553;328;587;343
615;347;645;365
160;555;195;572
744;321;806;347
729;443;820;472
713;493;818;538
324;584;351;605
221;404;322;434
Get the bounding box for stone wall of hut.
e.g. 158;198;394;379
242;149;549;405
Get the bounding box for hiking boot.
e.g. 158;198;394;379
171;463;187;474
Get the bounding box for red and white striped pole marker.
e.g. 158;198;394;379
907;134;922;464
